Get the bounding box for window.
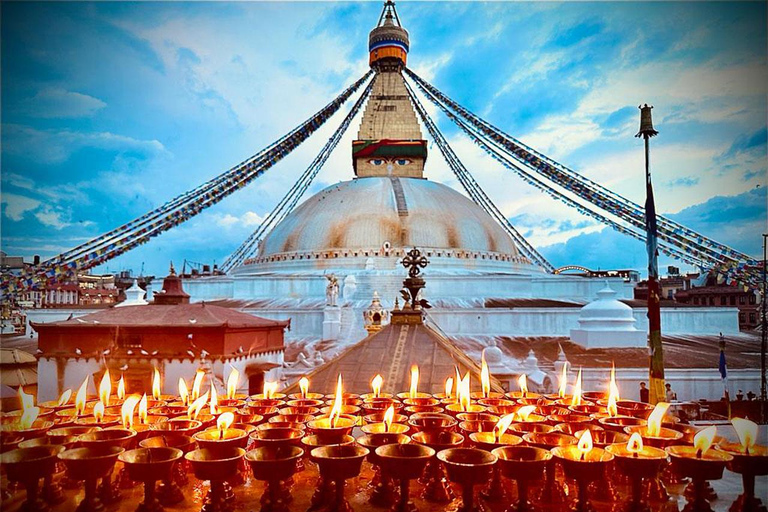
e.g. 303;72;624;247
730;296;736;305
720;296;727;305
749;294;756;305
749;313;756;324
709;297;715;306
693;297;699;305
739;313;746;323
739;296;746;305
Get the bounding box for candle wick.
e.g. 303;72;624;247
580;452;585;461
696;449;702;459
219;429;224;440
745;446;750;456
633;452;638;458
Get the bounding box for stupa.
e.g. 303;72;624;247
154;1;749;400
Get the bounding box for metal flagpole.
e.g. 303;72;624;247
636;104;665;404
761;233;767;422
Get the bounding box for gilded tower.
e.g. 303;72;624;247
353;1;428;179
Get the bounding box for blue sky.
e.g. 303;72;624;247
1;1;766;278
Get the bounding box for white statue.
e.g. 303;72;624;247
325;274;339;307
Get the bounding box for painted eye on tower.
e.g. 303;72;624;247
369;159;385;166
395;159;411;166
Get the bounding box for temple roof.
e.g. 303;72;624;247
31;303;290;330
284;317;503;394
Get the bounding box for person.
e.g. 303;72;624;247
736;389;744;401
639;382;649;403
747;390;756;401
665;383;677;402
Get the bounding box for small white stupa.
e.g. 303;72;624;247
570;282;646;348
115;279;148;307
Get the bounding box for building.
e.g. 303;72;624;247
31;266;289;402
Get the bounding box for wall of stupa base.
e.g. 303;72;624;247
588;368;761;404
174;271;634;303
36;352;283;402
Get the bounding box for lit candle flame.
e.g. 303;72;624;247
627;432;643;457
217;412;234;440
299;377;309;399
227;368;240;400
481;354;491;398
518;374;528;397
117;375;126;400
179;378;189;406
18;386;35;410
209;384;218;415
99;369;111;407
495;413;515;442
57;389;73;407
694;426;717;458
371;374;383;398
188;391;209;420
732;418;757;455
558;362;568;399
263;381;278;400
646;402;670;437
516;405;537;422
445;377;454;399
152;368;162;401
608;363;620;401
570;368;582;407
138;393;148;425
191;369;205;400
577;429;593;460
409;365;419;399
93;401;105;423
383;405;395;432
329;374;344;428
121;395;140;429
75;376;89;416
607;393;618;418
459;372;471;412
19;407;40;430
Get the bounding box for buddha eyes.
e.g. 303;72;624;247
368;158;411;166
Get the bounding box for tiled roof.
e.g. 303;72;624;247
31;303;289;330
284;321;504;395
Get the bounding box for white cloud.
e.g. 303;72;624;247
34;208;70;230
2;124;168;164
18;87;106;118
1;193;41;221
215;211;264;229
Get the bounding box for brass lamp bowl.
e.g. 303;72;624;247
286;399;324;408
554;423;604;436
623;425;683;448
667;423;701;445
492;445;551;481
2;445;65;481
246;445;303;481
408;413;457;432
301;434;355;452
58;446;125;481
186;447;245;481
118;447;183;482
246;405;279;417
250;427;304;448
569;404;604;415
487;404;519;416
616;400;655;419
508;422;553;435
598;415;647;433
411;431;464;451
376;443;435;480
152;418;202;435
456;412;499;423
47;426;101;445
437;447;497;485
233;410;263;425
552;445;614;482
477;398;515;408
459;420;497;434
311;444;369;480
365;412;408;425
278;406;320;416
270;413;314;424
139;433;195;453
522;432;576;450
666;446;733;481
77;428;137;449
576;429;629;448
